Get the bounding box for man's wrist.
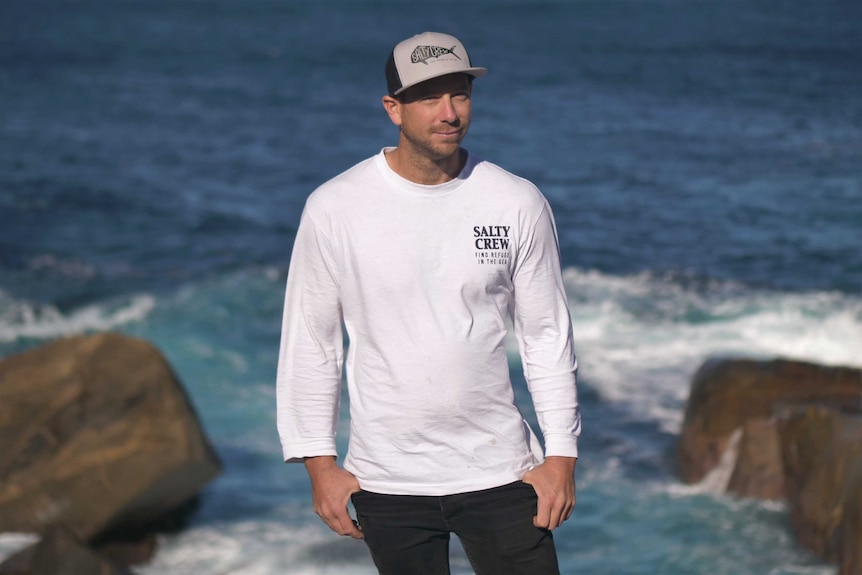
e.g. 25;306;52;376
543;455;577;471
303;455;338;473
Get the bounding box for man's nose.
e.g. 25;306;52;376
439;96;458;122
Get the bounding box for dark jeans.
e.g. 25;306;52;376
351;481;560;575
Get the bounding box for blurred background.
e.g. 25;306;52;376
1;1;860;573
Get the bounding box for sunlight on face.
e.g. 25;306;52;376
396;73;473;162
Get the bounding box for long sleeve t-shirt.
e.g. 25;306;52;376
276;149;580;496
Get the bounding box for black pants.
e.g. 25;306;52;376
351;481;560;575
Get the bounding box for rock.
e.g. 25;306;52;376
778;406;862;566
726;417;785;500
677;358;862;484
841;461;862;575
677;357;862;575
0;523;162;575
0;526;141;575
0;545;34;575
89;522;161;567
31;526;134;575
0;333;221;543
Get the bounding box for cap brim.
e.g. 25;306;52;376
393;67;488;96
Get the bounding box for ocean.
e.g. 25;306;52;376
1;1;860;573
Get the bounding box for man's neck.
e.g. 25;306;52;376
384;147;466;185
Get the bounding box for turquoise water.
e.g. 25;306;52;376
2;1;861;573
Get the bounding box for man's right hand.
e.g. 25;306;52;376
304;456;364;539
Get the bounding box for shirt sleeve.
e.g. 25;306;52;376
511;199;581;459
276;204;344;463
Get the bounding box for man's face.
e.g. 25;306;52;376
389;73;473;162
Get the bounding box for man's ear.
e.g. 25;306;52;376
382;95;402;127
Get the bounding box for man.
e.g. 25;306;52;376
276;31;580;574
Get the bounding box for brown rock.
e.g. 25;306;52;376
726;417;785;500
677;358;862;574
778;406;862;566
0;526;141;575
841;461;862;575
678;358;862;484
0;522;162;575
91;531;158;567
31;526;134;575
0;333;221;542
0;545;34;575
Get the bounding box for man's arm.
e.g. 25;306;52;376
304;456;364;539
511;198;581;530
276;203;359;538
276;205;345;463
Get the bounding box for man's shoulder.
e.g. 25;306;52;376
304;154;381;212
469;155;547;207
314;155;380;196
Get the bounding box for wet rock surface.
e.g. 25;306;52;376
678;358;862;574
0;333;221;573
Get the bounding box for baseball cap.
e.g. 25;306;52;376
385;32;487;97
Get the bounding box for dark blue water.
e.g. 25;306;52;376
2;1;860;573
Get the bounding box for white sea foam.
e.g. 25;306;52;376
666;428;743;497
0;533;38;561
529;268;862;434
0;524;374;575
133;520;473;575
0;290;156;343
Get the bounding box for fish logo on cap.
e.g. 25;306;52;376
410;45;463;65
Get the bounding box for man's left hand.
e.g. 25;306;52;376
521;456;577;530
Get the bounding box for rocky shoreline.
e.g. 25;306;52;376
2;336;859;573
678;358;862;575
0;333;221;574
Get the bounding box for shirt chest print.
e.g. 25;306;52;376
473;225;512;266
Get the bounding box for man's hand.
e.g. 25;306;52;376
521;456;577;530
304;456;364;539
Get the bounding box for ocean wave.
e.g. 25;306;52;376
0;523;381;575
547;268;862;433
135;521;380;575
0;290;156;343
665;428;742;497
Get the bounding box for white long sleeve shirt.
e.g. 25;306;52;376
276;149;580;496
